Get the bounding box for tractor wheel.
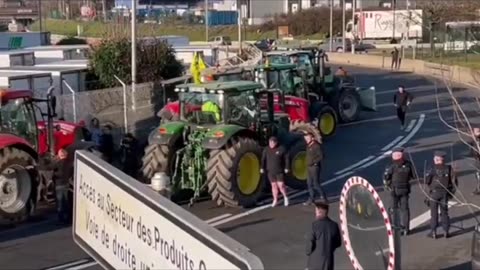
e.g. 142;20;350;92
0;148;36;222
289;120;322;143
314;105;337;139
333;88;361;123
207;138;264;208
140;144;175;184
285;140;308;190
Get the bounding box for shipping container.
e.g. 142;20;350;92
207;10;238;26
27;45;90;64
0;51;35;67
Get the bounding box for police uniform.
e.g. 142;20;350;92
425;151;457;239
383;147;415;235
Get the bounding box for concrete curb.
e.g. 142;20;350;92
327;52;480;88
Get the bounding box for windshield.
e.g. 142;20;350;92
267;55;290;64
179;92;224;124
0;98;37;146
258;69;294;93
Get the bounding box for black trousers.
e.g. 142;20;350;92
396;107;407;126
391;190;410;231
307;165;327;202
430;191;450;233
56;185;72;223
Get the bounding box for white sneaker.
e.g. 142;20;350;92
284;197;289;207
271;200;278;208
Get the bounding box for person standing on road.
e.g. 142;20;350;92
391;47;400;69
470;127;480;195
303;131;328;205
393;85;413;130
425;151;458;239
383;147;416;236
306;201;342;270
261;136;290;207
39;148;73;225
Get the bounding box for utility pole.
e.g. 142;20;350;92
329;0;333;52
205;0;209;42
351;0;355;54
342;0;346;53
38;0;42;32
131;0;137;112
238;7;242;52
392;0;396;41
102;0;107;22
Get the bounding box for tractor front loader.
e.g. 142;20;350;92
141;81;317;207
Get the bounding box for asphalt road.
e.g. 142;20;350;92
1;65;480;270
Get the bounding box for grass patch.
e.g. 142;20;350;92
32;19;278;41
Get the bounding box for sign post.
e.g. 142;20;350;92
73;150;264;270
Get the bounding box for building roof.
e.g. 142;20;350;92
176;80;263;92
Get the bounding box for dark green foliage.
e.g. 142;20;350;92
56;37;88;45
89;37;183;88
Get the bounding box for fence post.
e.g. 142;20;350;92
62;80;77;123
114;75;128;134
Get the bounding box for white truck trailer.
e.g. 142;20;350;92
346;9;423;40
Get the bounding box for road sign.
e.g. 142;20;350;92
73;151;264;270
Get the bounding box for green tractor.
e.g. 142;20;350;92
265;50;376;123
141;80;318;207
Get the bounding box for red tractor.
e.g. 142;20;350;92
0;88;94;223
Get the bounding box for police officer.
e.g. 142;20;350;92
470;127;480;195
383;147;415;236
425;151;458;239
303;131;328;205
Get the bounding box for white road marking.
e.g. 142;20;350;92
409;201;458;230
335;156;375;175
381;136;404;151
205;213;233;224
375;248;390;256
405;119;417;132
66;262;98;270
45;260;90;270
348;223;386;232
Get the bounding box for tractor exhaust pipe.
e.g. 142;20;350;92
46;86;56;155
150;172;171;199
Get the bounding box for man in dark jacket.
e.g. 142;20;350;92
120;133;139;177
383;147;416;235
425;151;457;239
303;131;328;205
393;85;413;130
306;201;342;270
99;124;114;163
261;136;290;207
40;148;73;224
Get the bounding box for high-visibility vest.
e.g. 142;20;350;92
201;101;221;121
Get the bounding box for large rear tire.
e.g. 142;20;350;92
285;140;308;190
207;138;264;208
0;148;36;222
314;104;337;139
140;144;173;183
332;88;361;123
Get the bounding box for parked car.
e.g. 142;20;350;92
211;36;232;46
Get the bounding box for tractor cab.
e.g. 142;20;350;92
173;81;265;134
0;89;88;156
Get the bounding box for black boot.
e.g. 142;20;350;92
445;231;450;238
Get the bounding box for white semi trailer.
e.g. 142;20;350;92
346;9;423;40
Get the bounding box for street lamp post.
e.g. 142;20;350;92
342;0;346;53
205;0;209;42
131;0;137;112
329;0;333;52
351;0;355;54
392;0;396;41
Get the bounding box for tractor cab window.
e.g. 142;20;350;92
179;92;224;124
259;69;293;94
0;98;37;146
267;55;289;64
226;91;257;126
